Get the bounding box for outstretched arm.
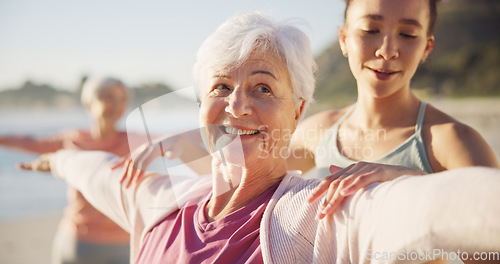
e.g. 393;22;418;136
308;162;426;219
327;167;500;263
117;129;212;188
20;149;212;260
0;134;64;154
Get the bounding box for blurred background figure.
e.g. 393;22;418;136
0;77;131;264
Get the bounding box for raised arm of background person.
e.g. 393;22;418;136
422;105;499;171
0;133;66;154
287;108;349;173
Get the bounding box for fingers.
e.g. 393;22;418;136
17;162;32;170
317;178;342;219
119;157;133;185
317;171;359;219
307;165;352;203
309;163;375;219
111;157;127;170
329;164;343;174
17;158;51;172
339;170;379;196
120;144;155;188
313;162;415;219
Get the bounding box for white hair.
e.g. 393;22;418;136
193;11;317;112
80;76;127;105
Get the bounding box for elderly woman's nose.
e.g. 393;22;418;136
225;89;252;117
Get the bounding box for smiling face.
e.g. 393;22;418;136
199;50;304;170
87;83;128;125
339;0;434;98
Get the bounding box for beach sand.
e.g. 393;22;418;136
0;98;499;264
0;212;61;264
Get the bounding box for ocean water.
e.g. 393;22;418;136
0;109;88;220
0;103;200;221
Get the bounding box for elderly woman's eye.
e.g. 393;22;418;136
210;84;231;96
216;84;231;91
257;86;271;94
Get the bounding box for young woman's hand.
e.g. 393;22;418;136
308;162;426;219
17;153;54;172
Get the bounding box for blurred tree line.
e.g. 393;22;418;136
0;77;176;110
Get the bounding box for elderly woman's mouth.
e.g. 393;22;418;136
222;126;261;136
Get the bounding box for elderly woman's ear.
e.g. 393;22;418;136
294;99;306;125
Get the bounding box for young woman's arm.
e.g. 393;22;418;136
423;106;499;171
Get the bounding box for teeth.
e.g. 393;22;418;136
224;127;259;135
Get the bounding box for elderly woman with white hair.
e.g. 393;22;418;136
1;77;131;264
21;12;500;263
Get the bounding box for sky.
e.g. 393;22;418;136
0;0;345;92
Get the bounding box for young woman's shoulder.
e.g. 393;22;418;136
423;104;499;171
294;105;353;151
300;105;352;131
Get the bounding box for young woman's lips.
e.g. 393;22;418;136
370;68;399;81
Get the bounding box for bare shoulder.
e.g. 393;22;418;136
422;104;499;170
293;105;352;151
299;106;351;132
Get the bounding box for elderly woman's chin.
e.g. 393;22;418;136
211;132;275;168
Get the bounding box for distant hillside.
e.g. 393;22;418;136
313;0;500;111
0;80;190;110
0;81;77;110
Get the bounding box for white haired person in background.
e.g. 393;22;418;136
19;12;500;263
0;77;131;264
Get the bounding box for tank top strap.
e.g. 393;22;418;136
415;101;427;134
337;104;355;127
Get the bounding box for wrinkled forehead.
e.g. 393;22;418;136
199;48;287;94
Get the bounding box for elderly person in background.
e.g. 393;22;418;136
21;12;500;263
0;77;131;264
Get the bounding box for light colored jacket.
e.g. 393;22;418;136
51;149;500;263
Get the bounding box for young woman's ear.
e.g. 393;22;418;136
339;27;348;58
421;35;435;63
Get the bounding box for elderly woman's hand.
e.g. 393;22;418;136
113;136;181;188
17;153;54;172
308;162;426;219
114;130;211;188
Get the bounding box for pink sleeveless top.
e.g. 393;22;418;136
135;182;279;263
56;130;131;244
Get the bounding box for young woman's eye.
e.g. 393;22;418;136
362;29;379;34
400;33;417;39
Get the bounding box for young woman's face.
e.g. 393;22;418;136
339;0;434;98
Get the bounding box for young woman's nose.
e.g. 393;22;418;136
225;88;252;118
375;35;399;60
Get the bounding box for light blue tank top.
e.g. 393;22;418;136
314;102;434;177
